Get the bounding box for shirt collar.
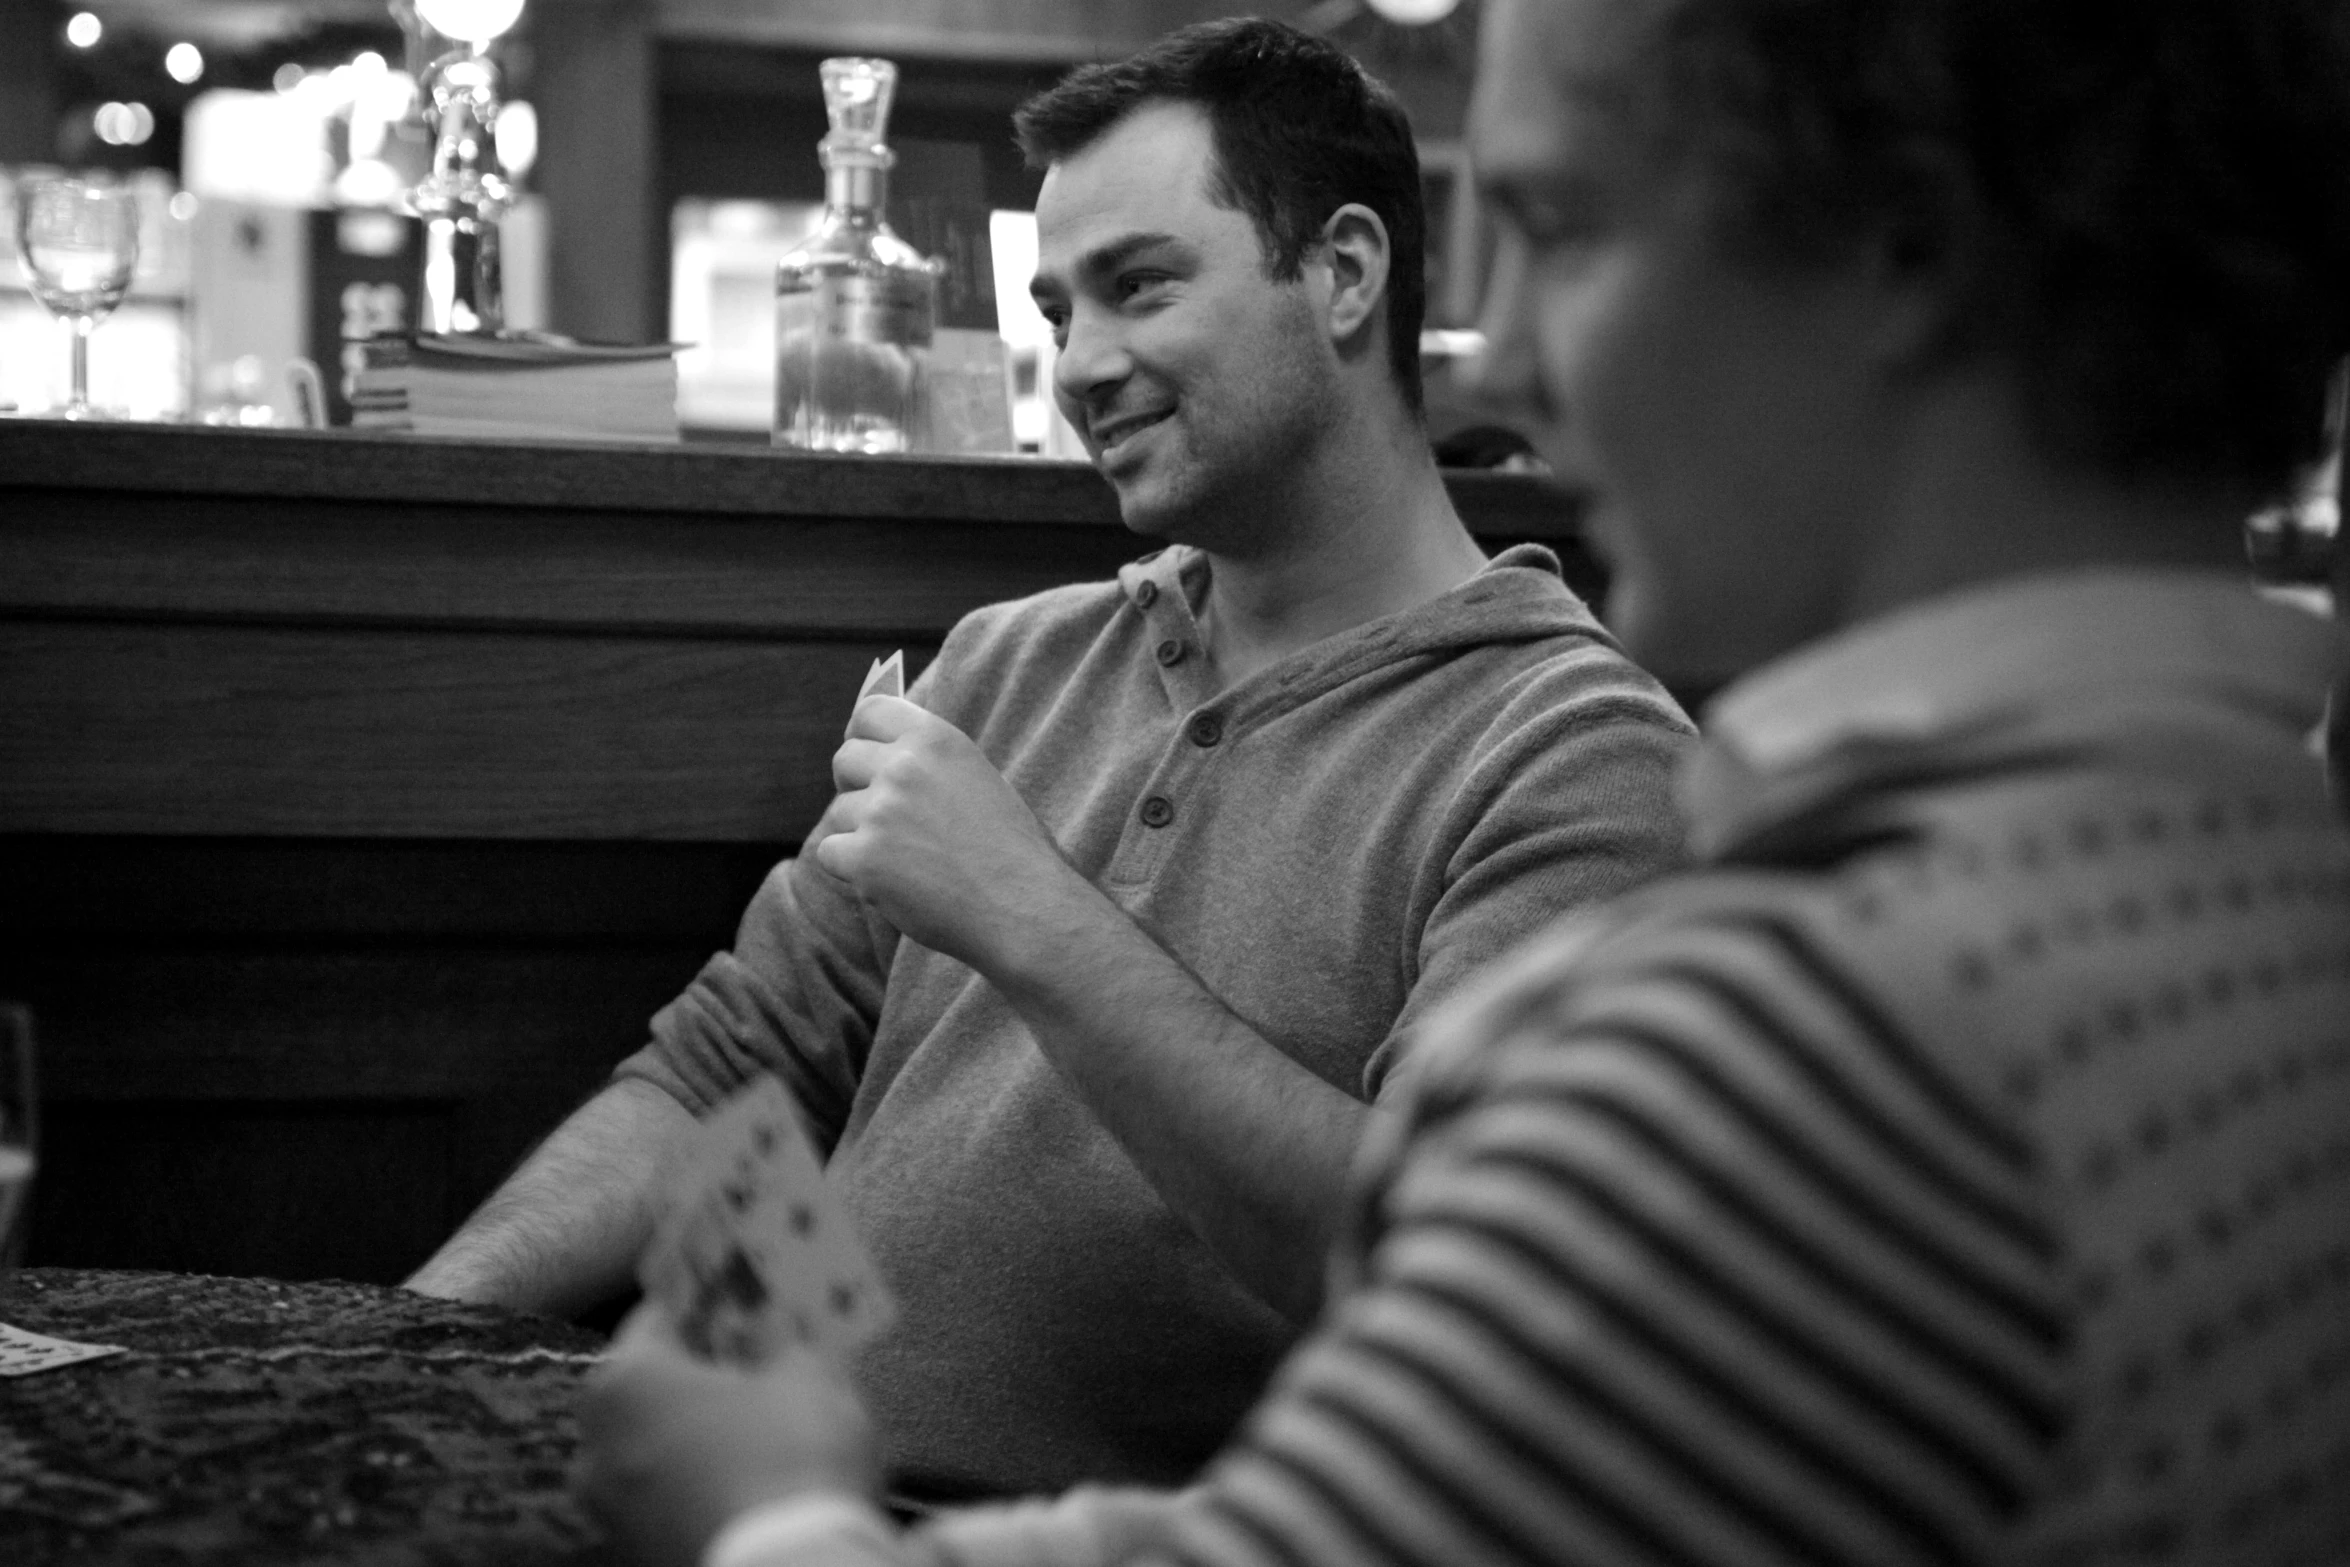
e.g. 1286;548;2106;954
1681;568;2343;859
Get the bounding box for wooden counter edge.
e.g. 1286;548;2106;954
0;418;1587;540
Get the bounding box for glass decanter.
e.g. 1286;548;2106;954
773;57;941;453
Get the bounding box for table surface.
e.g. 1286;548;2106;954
0;1268;614;1565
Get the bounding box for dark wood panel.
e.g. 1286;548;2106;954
655;0;1270;59
26;1100;463;1284
536;0;661;344
0;837;784;940
7;945;703;1100
3;835;755;1286
0;623;886;839
0;495;1143;637
0;0;54;167
659;43;1056;214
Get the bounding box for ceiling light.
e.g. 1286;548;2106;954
1366;0;1463;22
166;43;205;84
413;0;526;45
65;11;101;48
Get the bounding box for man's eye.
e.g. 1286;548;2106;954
1117;273;1169;302
1487;182;1604;252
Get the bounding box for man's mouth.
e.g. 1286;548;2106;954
1091;408;1173;451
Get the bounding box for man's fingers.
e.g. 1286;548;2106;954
844;693;927;743
809;784;872;864
811;824;860;883
831;737;886;792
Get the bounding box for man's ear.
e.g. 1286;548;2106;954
1316;203;1393;348
1864;144;1994;372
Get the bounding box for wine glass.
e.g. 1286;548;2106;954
0;1005;34;1277
14;175;142;421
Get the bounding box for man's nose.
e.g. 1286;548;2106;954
1052;305;1131;416
1457;232;1553;427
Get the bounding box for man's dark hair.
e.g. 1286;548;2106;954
1639;0;2350;502
1014;17;1428;415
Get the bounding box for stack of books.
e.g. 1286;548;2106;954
351;334;681;443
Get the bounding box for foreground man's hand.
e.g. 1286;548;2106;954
575;1304;882;1567
812;695;1089;970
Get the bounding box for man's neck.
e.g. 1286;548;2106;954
1849;380;2256;627
1191;430;1489;690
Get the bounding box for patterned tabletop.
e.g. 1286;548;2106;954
0;1268;613;1565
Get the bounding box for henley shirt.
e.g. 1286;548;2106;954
616;542;1695;1497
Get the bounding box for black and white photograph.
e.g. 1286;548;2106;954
3;1;2347;1564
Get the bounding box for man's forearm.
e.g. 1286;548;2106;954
986;874;1380;1325
405;1077;701;1319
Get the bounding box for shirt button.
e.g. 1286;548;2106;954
1187;712;1223;748
1134;580;1159;608
1139;795;1175;829
1155;639;1186;666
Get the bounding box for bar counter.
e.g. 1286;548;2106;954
0;419;1593;1291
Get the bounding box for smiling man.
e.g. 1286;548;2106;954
409;16;1691;1504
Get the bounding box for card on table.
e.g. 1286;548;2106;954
638;1076;896;1369
0;1320;125;1378
857;650;905;704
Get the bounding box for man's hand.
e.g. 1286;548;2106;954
811;695;1090;971
810;695;1371;1323
575;1304;883;1567
811;698;1370;1324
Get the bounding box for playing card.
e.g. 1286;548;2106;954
856;650;905;704
638;1076;896;1369
0;1321;125;1378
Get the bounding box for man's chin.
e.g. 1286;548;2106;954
1104;471;1190;541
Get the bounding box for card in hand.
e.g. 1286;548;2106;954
857;650;905;704
638;1076;897;1369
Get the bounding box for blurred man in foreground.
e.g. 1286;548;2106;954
577;0;2350;1562
410;17;1690;1502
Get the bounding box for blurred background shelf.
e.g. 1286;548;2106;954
0;0;1498;440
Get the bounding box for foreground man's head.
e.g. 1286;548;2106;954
573;6;2350;1564
1470;0;2350;686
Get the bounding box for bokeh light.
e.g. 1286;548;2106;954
495;100;538;178
93;101;157;147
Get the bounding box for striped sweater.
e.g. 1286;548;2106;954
884;572;2350;1567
